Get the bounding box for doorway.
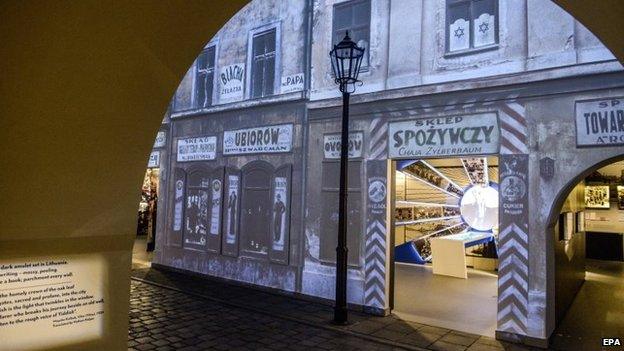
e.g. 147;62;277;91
133;168;159;269
391;156;500;337
551;160;624;350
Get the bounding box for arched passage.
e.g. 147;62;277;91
546;155;624;349
0;1;623;350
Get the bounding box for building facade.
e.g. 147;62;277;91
152;0;624;347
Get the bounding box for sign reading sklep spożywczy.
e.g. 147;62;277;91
323;132;363;159
219;63;245;103
388;113;499;158
576;97;624;146
177;136;217;162
223;124;293;155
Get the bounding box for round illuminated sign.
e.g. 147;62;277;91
460;185;499;232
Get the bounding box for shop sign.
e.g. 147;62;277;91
219;63;245;103
575;97;624;147
223;124;293;155
388;113;500;158
323;132;363;159
177;136;217;162
281;73;304;94
153;131;166;148
148;151;160;168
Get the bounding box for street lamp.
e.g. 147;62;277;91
329;31;365;324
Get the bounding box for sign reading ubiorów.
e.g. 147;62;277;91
575;97;624;147
223;124;293;155
388;113;500;158
219;63;245;103
177;136;217;162
323;132;363;159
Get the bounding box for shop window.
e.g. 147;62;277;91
332;0;371;68
194;46;216;108
240;161;275;258
446;0;498;53
221;167;242;257
251;29;276;98
319;160;362;266
183;168;211;250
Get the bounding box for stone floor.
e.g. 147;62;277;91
550;259;624;351
129;267;541;351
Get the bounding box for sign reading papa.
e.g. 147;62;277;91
388;113;499;158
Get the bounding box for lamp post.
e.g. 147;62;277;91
329;31;365;324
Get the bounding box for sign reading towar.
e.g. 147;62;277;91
575;97;624;147
388;113;499;158
223;124;293;155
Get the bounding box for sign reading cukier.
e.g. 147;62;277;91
223;124;293;155
575;97;624;147
177;136;217;162
388;113;499;158
323;132;364;159
219;63;245;103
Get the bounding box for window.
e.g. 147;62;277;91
184;169;210;250
333;0;371;68
319;160;362;266
446;0;498;53
251;29;276;98
194;46;216;108
240;161;274;257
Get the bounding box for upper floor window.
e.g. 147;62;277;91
195;46;216;108
446;0;498;53
251;29;276;98
333;0;371;68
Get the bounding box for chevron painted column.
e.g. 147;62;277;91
497;100;530;335
363;117;389;310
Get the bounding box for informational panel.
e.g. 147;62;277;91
323;131;364;159
147;151;160;168
207;167;225;253
270;165;292;264
153;131;166;148
223;124;293;155
388;113;500;158
177;136;217;162
0;255;105;351
575;97;624;147
169;168;186;247
221;167;241;257
280;73;304;94
219;63;245;103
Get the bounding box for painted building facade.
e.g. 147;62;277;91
152;0;624;347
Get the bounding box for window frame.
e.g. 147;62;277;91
246;22;281;100
193;42;218;109
445;0;499;56
331;0;371;71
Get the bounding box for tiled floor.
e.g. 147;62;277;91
129;267;540;350
393;262;498;337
